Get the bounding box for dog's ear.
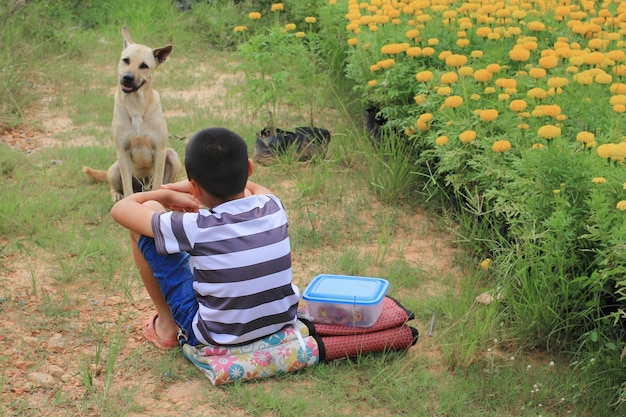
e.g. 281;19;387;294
121;25;134;48
153;45;173;65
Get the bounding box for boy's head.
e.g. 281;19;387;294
185;127;249;199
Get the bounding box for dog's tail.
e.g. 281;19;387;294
82;166;108;182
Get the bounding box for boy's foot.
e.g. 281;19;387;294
142;313;179;349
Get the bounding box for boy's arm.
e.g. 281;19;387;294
110;189;200;237
245;180;273;196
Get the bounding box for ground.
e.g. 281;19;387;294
0;63;463;416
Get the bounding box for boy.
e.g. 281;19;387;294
111;127;300;349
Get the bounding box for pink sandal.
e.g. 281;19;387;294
141;313;179;349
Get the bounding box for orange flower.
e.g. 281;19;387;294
492;140;512;153
474;69;493;83
440;72;459;84
480;109;499;121
416;71;433;82
436;135;448;146
444;95;463;108
459;130;477;144
537;124;561;140
510;99;528;112
509;47;531;62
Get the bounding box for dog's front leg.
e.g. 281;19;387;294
151;147;167;190
117;150;135;198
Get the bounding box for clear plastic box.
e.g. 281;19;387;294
302;274;389;327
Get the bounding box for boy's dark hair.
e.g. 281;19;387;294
185;127;249;199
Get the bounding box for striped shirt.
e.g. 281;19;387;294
152;194;300;346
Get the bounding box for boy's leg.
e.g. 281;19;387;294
130;231;180;343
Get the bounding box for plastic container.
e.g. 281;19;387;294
302;274;389;327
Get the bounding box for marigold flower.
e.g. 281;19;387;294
458;66;474;76
474;69;493;83
422;47;435;57
527;21;546;31
233;26;247;32
509;47;531;62
610;83;626;95
414;94;427;105
510;99;528;112
456;39;470;48
428;38;439;46
305;16;317;24
597;143;616;160
440;72;459;84
486;63;501;73
459;130;477;144
437;86;452;96
529;68;547;79
470;93;481;101
614;104;626;113
347;38;358;46
406;29;420;39
476;27;492;38
271;3;284;12
295;32;305;38
576;131;595;145
436;135;448;146
416;71;433;82
248;12;262;20
492;140;512;153
480;258;492;269
378;59;395;69
444;95;463;109
381;43;409;54
445;54;468;67
406;47;421;57
528;88;548;100
547;77;569;88
480;109;499;121
471;50;484;59
595;72;613;84
416;113;433;131
284;23;296;31
518;123;530;130
592;177;606;184
537;124;561;140
539;55;559;69
532;143;545;149
617;200;626;211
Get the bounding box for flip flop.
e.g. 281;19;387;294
141;313;179;350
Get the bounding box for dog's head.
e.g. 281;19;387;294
118;25;172;94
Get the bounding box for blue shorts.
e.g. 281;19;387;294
138;235;199;345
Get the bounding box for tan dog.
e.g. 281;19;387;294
83;26;181;202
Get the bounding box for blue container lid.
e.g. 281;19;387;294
302;274;389;305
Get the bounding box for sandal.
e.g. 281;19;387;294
142;313;179;350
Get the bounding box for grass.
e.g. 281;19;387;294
0;1;617;416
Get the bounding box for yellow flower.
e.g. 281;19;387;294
284;23;296;31
518;123;530;130
415;71;433;82
233;26;247;32
486;63;501;73
510;99;528;112
597;143;616;160
617;200;626;211
248;12;262;20
347;38;358;46
406;47;422;57
368;80;377;87
459;130;477;144
271;3;284;12
414;94;427;105
576;131;595;145
437;86;452;96
381;43;409;54
539;55;559;69
592;177;606;184
436;135;448;146
480;258;492;269
416;113;433;131
529;68;547;79
440;72;459;84
422;47;435;57
537;124;561;140
305;16;317;24
528;87;548;100
444;95;463;109
445;54;468;67
474;69;493;83
471;50;483;59
295;32;305;38
547;77;569;88
480;109;499;121
406;29;420;39
492;140;512;153
509;47;531;62
378;59;395;69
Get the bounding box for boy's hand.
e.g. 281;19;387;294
161;180;192;194
162;189;201;213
